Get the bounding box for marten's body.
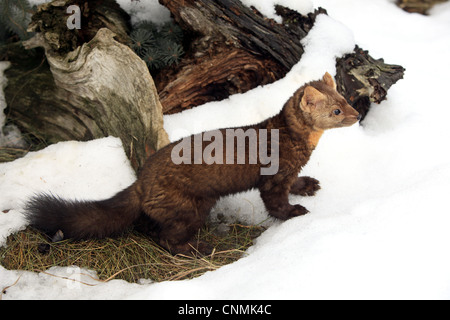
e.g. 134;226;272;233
25;73;360;254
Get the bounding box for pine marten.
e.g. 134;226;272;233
25;72;360;255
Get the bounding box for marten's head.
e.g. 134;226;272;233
300;72;361;130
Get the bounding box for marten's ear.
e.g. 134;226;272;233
300;86;325;113
322;72;337;90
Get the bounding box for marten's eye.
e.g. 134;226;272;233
333;109;342;115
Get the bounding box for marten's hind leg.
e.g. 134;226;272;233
290;176;320;196
143;197;215;255
157;214;212;255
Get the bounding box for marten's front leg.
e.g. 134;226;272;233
259;175;309;220
290;176;321;196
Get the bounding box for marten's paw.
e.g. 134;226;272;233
193;240;214;256
267;204;309;221
290;176;321;196
287;204;310;219
169;240;214;257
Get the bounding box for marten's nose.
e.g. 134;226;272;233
357;114;362;121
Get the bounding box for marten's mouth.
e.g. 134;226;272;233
342;116;360;126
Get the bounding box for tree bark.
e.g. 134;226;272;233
396;0;448;14
157;0;324;114
336;46;406;120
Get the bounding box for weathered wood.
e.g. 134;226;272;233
157;48;283;113
335;46;405;120
157;0;324;114
160;0;304;69
1;42;83;144
5;0;170;171
27;0;131;53
157;1;404;117
396;0;448;14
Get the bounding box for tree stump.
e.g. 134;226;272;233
5;0;170;171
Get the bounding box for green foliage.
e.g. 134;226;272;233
0;0;33;45
142;47;165;70
160;22;184;43
130;29;155;57
130;21;185;71
158;39;185;66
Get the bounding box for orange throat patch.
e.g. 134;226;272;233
308;130;324;150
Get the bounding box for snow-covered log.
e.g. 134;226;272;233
157;0;322;114
157;0;404;119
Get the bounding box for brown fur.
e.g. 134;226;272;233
25;73;360;255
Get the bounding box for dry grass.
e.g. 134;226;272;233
0;147;29;163
0;223;265;283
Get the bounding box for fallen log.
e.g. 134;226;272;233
156;0;321;114
336;46;406;120
396;0;448;14
156;0;404;119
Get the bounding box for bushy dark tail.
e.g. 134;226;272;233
24;184;141;240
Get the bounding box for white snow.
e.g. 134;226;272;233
115;0;172;25
242;0;313;22
27;0;172;25
0;137;136;247
1;0;450;299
